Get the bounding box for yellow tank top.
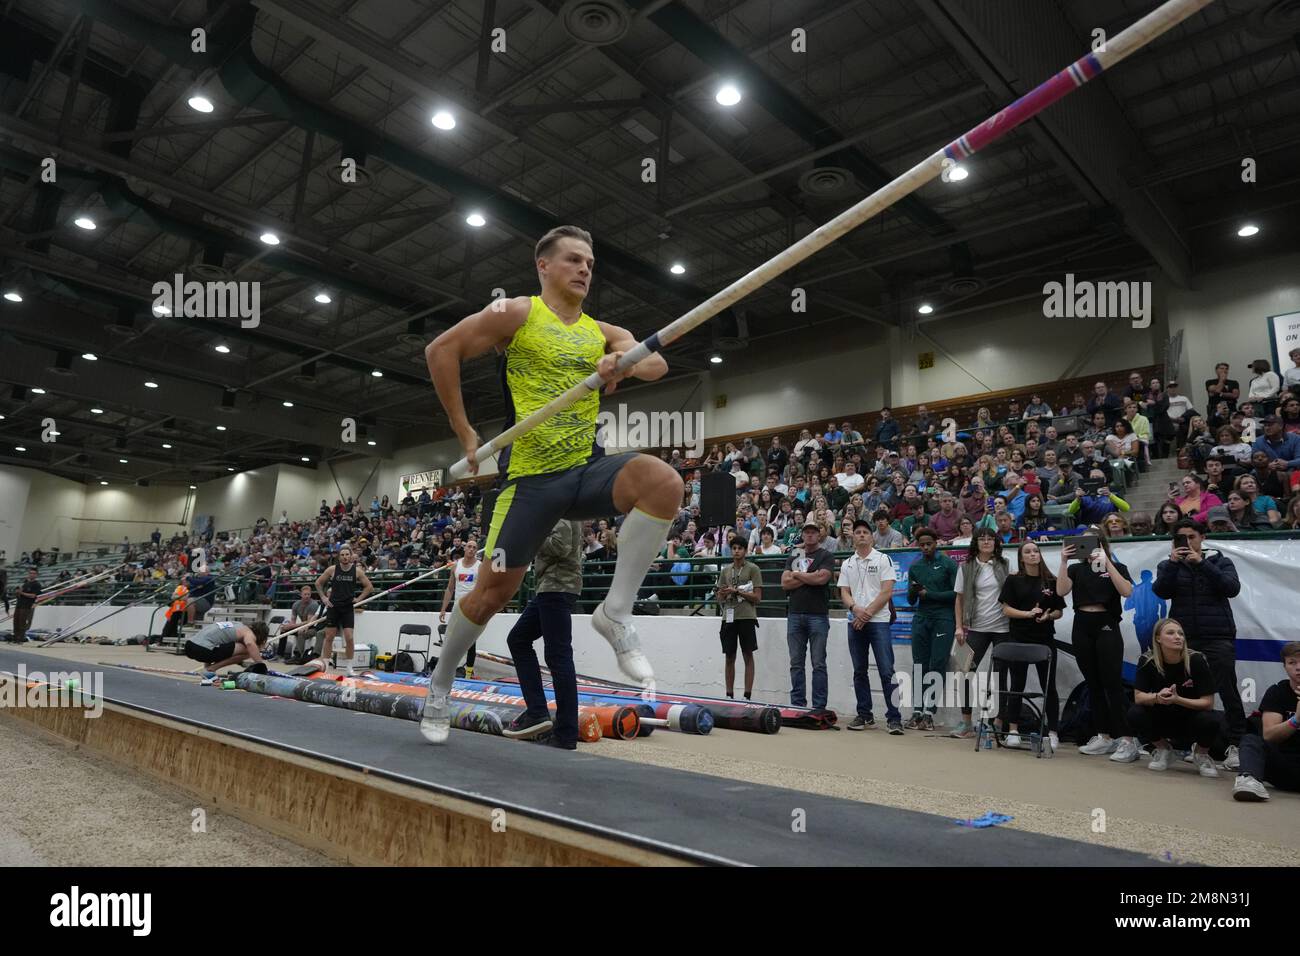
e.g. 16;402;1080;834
500;296;605;479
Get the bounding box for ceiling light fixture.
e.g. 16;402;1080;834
314;292;331;304
431;110;456;130
259;232;280;245
188;95;214;113
74;216;97;230
918;304;934;315
214;344;230;354
670;263;686;275
1237;224;1260;238
466;212;486;228
715;83;741;106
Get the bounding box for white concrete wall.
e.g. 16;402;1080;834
1167;252;1300;393
78;484;192;547
18;470;86;555
192;467;278;534
0;466;34;561
270;463;319;521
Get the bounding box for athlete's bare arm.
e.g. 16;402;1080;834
355;567;375;604
315;565;335;607
595;321;669;395
425;297;531;474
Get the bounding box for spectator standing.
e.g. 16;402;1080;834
1128;619;1222;776
1152;519;1245;770
1284;347;1300;397
1205;363;1241;413
1247;359;1281;409
999;541;1065;751
837;520;903;734
716;537;763;700
1087;381;1123;427
952;529;1012;739
1232;641;1300;801
906;528;958;730
912;405;938;437
765;436;789;478
1056;529;1136;760
10;568;41;643
782;523;836;711
874;407;900;449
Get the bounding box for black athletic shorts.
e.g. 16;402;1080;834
325;603;355;630
720;619;758;655
185;640;237;664
486;453;638;569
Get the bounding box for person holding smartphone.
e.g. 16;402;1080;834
1057;527;1137;760
999;541;1065;751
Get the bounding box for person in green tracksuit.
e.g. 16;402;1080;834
905;528;959;730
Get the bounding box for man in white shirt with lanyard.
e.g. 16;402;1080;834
837;519;904;734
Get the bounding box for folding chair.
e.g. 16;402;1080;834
394;623;434;675
974;641;1054;758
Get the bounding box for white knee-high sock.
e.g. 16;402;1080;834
603;509;672;621
430;604;486;697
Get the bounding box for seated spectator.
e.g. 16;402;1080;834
836;461;865;494
1080;410;1110;446
1129;619;1222;776
730;459;750;490
755;526;784;556
1231;640;1300;802
993;511;1020;544
1023;393;1054;420
1207;400;1234;432
1122;370;1147;403
1066;471;1130;526
1202;456;1238;500
913;405;937;437
951;515;976;547
974;407;995;430
929;493;962;542
1286;497;1300;530
1235;474;1281;527
1046;459;1082;504
1174;473;1222;524
822;422;843;453
1019;493;1053;536
960;476;989;523
1209;426;1251;464
1100;512;1129;539
1224;491;1269;530
793;430;820;469
1280;394;1300;434
895;501;928;544
872;510;904;549
1252;414;1300;474
1205;506;1238;534
765;436;789;476
1128;511;1155;536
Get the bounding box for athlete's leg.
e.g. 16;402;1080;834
320;626;338;668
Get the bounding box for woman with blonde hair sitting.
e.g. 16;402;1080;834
1127;619;1222;776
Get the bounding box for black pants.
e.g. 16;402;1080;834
1238;733;1300;790
1189;637;1246;745
12;605;34;641
1072;611;1129;739
1126;703;1221;747
506;591;579;746
959;630;1009;718
1007;640;1060;731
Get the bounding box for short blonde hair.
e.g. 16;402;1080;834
535;225;593;260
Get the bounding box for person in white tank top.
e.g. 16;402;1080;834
441;539;483;677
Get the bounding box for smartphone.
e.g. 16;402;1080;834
1062;534;1098;558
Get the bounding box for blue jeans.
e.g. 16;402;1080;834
787;613;829;709
506;592;579;746
847;621;901;722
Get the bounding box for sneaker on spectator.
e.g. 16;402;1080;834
950;721;975;739
919;715;935;732
1048;732;1059;753
1078;734;1116;755
1193;750;1220;778
503;711;553;740
887;720;904;735
847;715;870;731
1004;733;1022;749
1232;774;1269;801
1147;746;1173;772
1109;737;1140;762
904;714;924;730
1223;745;1240;771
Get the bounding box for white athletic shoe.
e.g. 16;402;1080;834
1110;737;1141;763
1223;745;1240;771
1193;750;1220;778
1232;774;1269;801
592;603;655;687
1004;733;1022;749
1147;746;1173;772
419;691;451;745
1048;732;1059;753
345;663;356;677
1079;734;1117;755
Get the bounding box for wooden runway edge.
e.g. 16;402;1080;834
0;685;696;867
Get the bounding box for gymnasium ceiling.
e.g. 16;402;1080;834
1;0;1298;486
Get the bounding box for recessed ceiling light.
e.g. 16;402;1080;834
144;381;159;388
3;291;21;302
162;443;172;449
227;467;234;472
301;456;310;462
431;110;456;130
715;84;741;106
216;425;227;431
100;480;108;485
91;407;104;414
1237;224;1260;238
314;292;331;304
282;401;294;407
74;217;97;230
188;95;214;113
119;458;128;464
918;304;934;315
371;369;383;378
152;304;171;316
82;352;98;361
670;263;685;275
214;344;230;354
466;212;486;228
946;165;969;182
367;440;376;446
14;446;26;452
710;354;722;364
259;232;280;245
189;484;196;489
31;387;46;394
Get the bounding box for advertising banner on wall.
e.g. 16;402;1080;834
1268;309;1300;375
397;470;443;501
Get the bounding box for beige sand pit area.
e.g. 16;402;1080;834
6;643;1297;867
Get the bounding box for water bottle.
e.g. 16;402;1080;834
983;731;992;750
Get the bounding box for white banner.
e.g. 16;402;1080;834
397;469;442;501
1269;309;1300;375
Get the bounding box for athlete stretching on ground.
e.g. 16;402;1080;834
419;224;683;745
